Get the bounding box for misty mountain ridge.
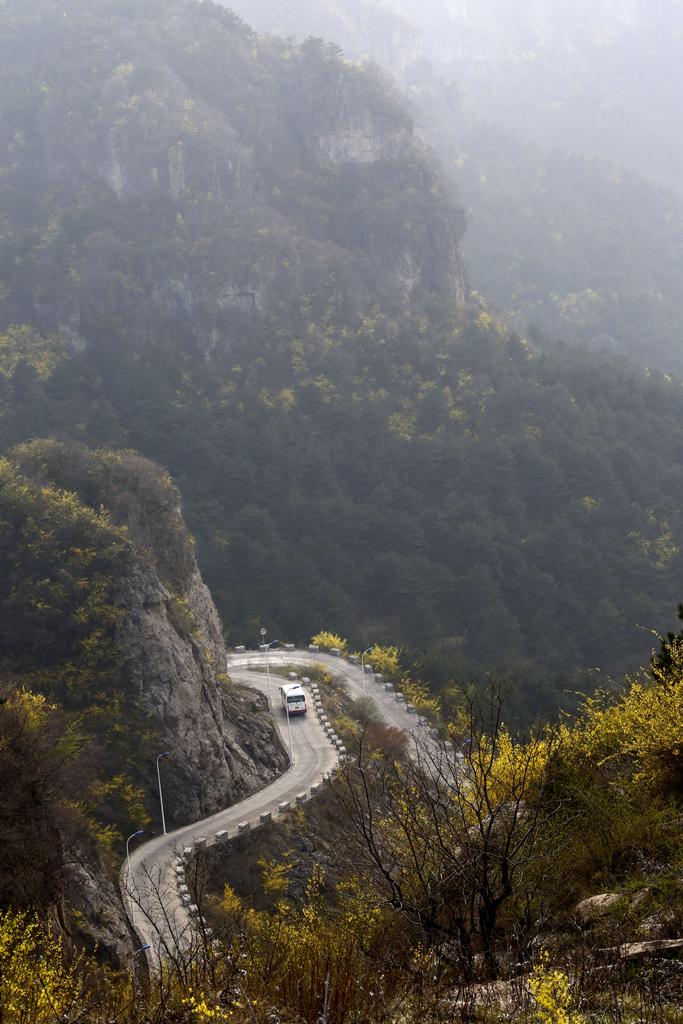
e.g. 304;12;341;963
0;0;464;354
227;0;683;374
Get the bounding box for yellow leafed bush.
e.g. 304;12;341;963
367;645;441;718
0;910;87;1024
310;631;347;653
529;952;583;1024
217;865;383;1022
366;644;401;678
573;651;683;789
484;727;562;806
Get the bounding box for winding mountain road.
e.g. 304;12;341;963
123;649;430;965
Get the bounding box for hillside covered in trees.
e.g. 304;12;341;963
0;0;682;1019
2;0;683;717
0;438;286;957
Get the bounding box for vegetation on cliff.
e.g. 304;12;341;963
0;446;178;893
2;627;681;1021
0;438;278;955
2;0;683;710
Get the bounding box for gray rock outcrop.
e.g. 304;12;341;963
60;835;133;965
619;938;683;961
1;1;468;354
575;892;622;922
119;558;288;828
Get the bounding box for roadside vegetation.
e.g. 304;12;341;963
5;623;679;1023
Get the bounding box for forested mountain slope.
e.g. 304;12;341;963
4;313;683;720
454;127;683;368
2;0;683;719
228;0;683;373
0;0;465;352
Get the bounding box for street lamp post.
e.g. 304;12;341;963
360;646;373;700
156;751;171;835
126;829;144;927
260;631;281;709
130;943;151;1000
284;700;294;766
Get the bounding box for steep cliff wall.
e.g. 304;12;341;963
7;440;288;822
119;556;287;825
0;0;467;355
0;440;287;959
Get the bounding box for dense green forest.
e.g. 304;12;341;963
2;0;683;718
4;311;683;718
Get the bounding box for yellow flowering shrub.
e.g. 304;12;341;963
182;993;237;1022
367;645;441;718
218;864;383;1022
310;631;347;653
259;855;293;896
7;690;55;730
483;728;562;806
529;953;583;1024
220;883;244;917
0;910;87;1024
400;677;441;719
572;653;683;789
366;645;401;678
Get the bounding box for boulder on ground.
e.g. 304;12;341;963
639;910;677;939
575;893;622;921
619;938;683;961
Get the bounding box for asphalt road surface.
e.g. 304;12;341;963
123;648;430;965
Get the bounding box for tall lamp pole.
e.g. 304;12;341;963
285;700;294;766
156;751;171;835
130;943;151;1000
126;829;144;927
260;628;280;709
360;646;373;699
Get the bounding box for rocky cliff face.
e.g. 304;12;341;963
9;440;289;827
0;0;467;355
313;118;410;165
120;558;287;826
0;440;288;962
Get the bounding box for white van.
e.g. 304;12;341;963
279;683;307;715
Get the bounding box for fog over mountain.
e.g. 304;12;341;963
227;0;683;372
1;1;683;1017
233;0;683;187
